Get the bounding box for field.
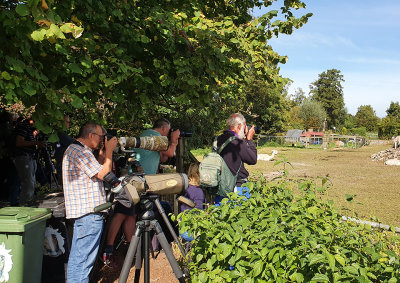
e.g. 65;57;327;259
248;144;400;227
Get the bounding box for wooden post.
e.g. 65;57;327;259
174;138;186;216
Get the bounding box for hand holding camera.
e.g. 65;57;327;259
104;134;118;152
170;129;180;144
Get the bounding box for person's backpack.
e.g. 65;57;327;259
199;136;241;196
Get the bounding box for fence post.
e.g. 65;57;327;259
174;138;186;216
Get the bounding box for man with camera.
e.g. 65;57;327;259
62;122;117;283
103;118;180;266
134;118;180;174
13;117;46;205
215;113;258;205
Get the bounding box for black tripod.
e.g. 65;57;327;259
36;144;59;189
118;195;186;283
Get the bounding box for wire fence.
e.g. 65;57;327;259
256;134;368;149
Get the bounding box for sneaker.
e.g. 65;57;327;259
103;253;118;268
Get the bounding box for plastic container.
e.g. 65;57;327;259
0;207;52;283
38;193;70;283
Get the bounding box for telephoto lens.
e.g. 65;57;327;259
118;136;169;152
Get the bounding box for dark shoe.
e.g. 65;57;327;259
103;253;118;268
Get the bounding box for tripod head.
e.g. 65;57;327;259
136;195;161;221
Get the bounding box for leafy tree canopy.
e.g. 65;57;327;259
386;101;400;120
354;105;379;132
0;0;312;142
309;69;345;129
298;99;326;130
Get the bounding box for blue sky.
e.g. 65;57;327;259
254;1;400;118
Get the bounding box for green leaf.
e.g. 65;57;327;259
69;63;82;74
253;260;263;277
334;254;346;267
345;194;354;202
71;94;83;108
31;29;46;41
60;23;74;33
1;71;12;80
289;273;304;283
23;85;36;96
327;253;335;271
311;273;329;281
50;24;66;39
77;86;87;93
309;254;325;265
16;5;30;17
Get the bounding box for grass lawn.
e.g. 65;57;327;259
247;144;400;227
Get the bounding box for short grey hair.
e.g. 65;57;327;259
78;122;101;138
227;113;246;128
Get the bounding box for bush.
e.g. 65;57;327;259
178;177;400;282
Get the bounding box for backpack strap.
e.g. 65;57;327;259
217;136;236;154
218;136;242;178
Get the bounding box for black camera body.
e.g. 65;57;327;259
102;133;115;143
247;125;262;135
169;128;192;138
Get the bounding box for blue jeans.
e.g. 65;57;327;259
215;187;250;206
180;231;194;242
67;213;103;283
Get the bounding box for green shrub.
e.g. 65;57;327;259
178;177;400;282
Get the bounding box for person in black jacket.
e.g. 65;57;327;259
215;113;257;205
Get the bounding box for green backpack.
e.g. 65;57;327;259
199;136;241;196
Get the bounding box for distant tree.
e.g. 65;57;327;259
378;101;400;138
298;99;326;130
355;105;380;132
286;105;304;130
290;87;306;106
343;113;356;130
310;69;346;128
378;117;400;138
386;101;400;120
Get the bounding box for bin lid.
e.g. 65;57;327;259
0;207;52;232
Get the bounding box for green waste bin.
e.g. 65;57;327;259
0;207;52;283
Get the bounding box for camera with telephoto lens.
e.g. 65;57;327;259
247;125;262;135
102;133;115;145
169;128;192;138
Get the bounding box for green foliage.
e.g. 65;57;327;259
0;0;312;140
355;105;380;132
350;127;367;137
310;69;346;129
298;99;326;130
290;87;307;107
178;177;400;282
386;102;400;120
343;113;357;130
379;101;400;138
378;117;400;138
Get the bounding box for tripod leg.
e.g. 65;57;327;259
118;225;143;283
134;238;142;283
154;221;186;283
144;226;150;283
153;198;187;257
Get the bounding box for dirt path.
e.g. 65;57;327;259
93;242;180;283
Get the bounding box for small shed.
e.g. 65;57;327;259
300;131;324;145
285;129;304;144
